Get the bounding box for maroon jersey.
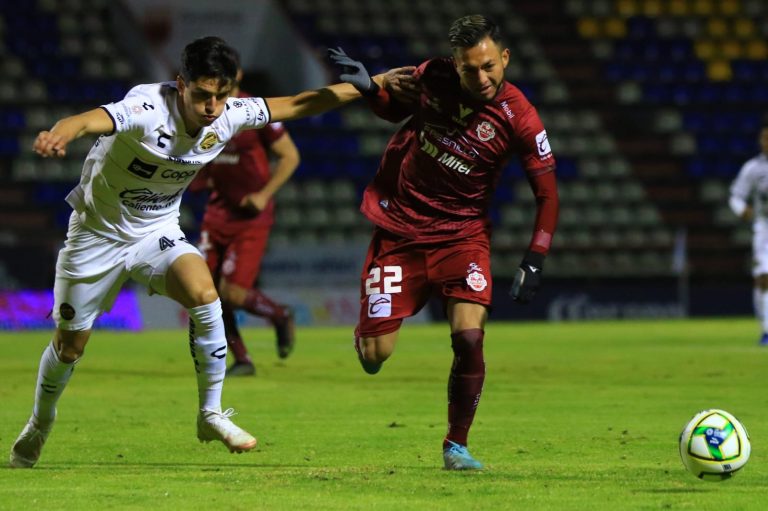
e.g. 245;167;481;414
363;57;558;253
191;91;286;235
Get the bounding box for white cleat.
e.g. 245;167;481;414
9;416;54;468
197;408;257;453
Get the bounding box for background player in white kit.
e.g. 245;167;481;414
729;119;768;345
9;36;407;468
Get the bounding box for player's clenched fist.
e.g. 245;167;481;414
33;130;68;158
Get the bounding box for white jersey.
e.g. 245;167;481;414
65;82;270;242
730;153;768;234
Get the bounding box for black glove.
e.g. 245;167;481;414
510;251;545;304
327;47;380;97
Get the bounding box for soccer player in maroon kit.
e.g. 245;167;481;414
330;14;559;470
190;68;300;376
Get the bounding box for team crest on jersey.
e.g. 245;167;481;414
476;121;495;142
199;132;219;151
59;303;76;321
466;271;487;292
466;262;487;292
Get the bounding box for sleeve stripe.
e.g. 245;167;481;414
261;98;272;125
99;106;117;136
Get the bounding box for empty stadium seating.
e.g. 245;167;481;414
2;0;762;287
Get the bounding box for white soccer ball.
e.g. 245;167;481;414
679;409;750;481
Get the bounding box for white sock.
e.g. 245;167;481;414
754;287;763;319
32;341;76;424
760;291;768;334
188;299;227;411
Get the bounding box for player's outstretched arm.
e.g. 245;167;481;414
33;108;115;158
265;82;364;122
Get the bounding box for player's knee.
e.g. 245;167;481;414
55;329;91;363
189;286;220;308
450;329;485;355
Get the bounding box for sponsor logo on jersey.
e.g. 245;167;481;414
419;132;475;175
199;132;219;151
127;157;158;179
120;187;182;211
476;121;496;142
535;130;551;156
160;168;196;181
167;155;202;166
436;152;474;174
500;101;515;119
423;124;479;159
368;294;392;318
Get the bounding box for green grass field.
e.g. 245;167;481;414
1;318;766;510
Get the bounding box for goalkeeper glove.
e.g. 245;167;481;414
328;47;380;97
510;251;544;304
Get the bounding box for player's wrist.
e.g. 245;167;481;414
359;79;380;97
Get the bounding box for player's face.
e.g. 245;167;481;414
760;127;768;155
453;36;510;102
177;76;235;132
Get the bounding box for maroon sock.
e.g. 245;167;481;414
222;305;251;364
242;289;288;324
445;329;485;448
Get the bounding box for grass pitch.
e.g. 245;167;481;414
1;318;766;510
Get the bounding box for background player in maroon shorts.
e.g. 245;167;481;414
330;14;559;470
190;67;300;377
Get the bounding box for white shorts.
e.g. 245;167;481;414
53;213;201;330
753;228;768;277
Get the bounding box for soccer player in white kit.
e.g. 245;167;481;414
8;36;404;467
728;120;768;345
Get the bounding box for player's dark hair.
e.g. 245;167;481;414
448;15;502;50
179;36;239;84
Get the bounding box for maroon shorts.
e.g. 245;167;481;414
357;227;492;337
199;224;270;288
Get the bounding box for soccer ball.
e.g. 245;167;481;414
679;409;750;481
